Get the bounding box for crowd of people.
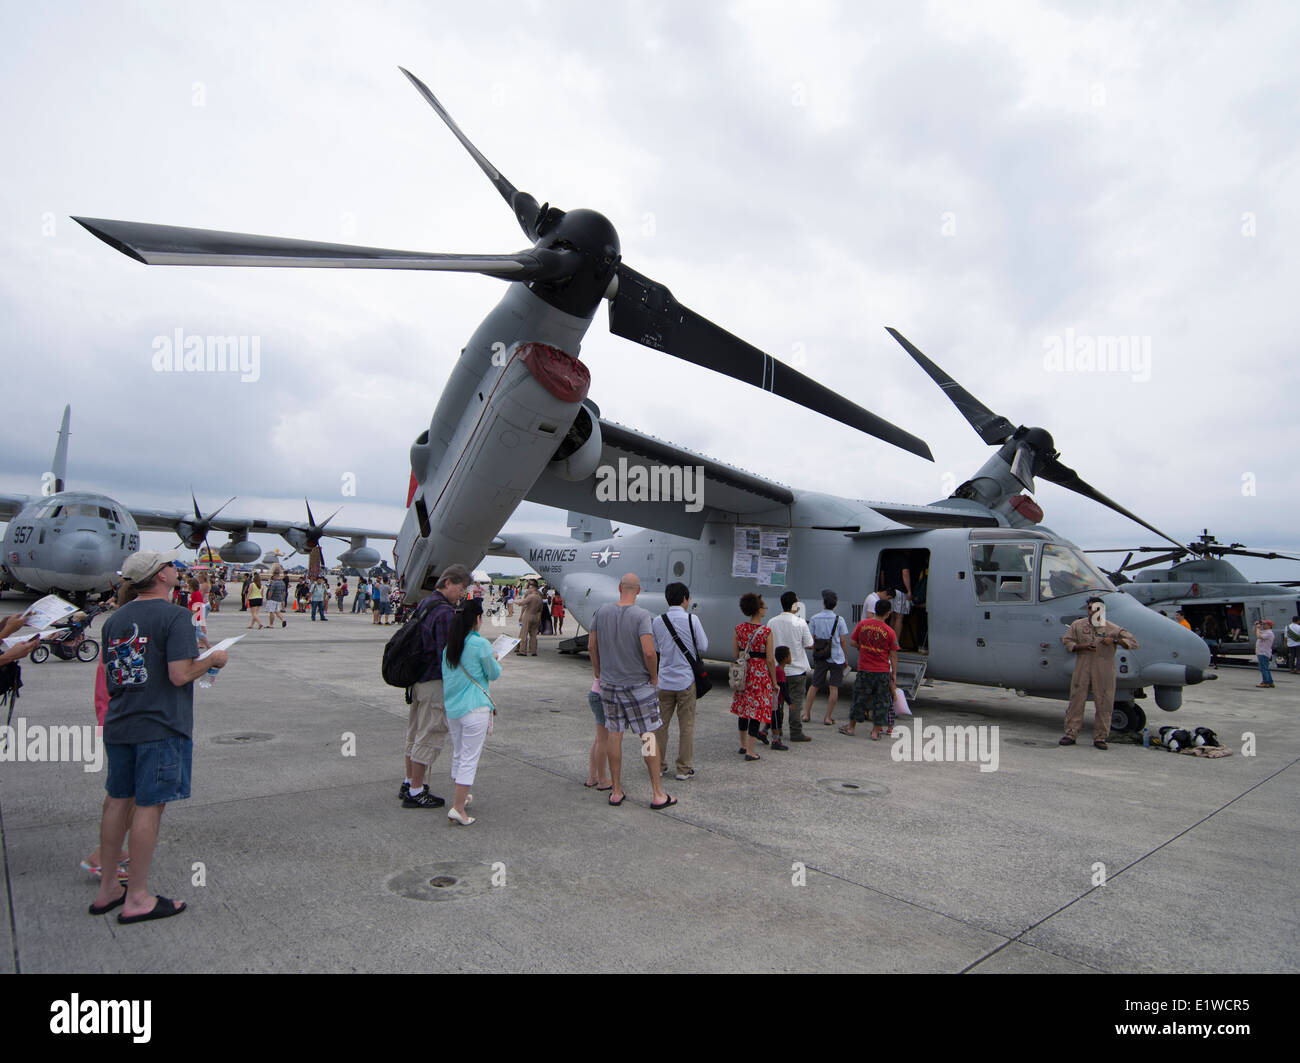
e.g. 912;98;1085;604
66;545;1298;922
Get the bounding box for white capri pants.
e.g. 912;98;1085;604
448;708;491;787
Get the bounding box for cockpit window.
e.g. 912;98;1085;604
970;543;1036;603
1039;545;1115;600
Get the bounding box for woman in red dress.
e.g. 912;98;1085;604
731;592;776;761
552;593;566;635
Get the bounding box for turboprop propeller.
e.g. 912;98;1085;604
72;67;931;462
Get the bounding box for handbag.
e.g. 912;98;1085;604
728;626;765;692
661;612;712;698
812;613;840;661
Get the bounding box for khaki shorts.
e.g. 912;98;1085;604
406;679;448;766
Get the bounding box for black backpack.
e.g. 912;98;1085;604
381;596;442;690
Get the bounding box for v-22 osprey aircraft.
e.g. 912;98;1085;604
0;406;393;599
72;68;1211;732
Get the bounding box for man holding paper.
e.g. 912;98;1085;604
90;550;228;924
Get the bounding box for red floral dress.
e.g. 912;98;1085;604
730;622;773;723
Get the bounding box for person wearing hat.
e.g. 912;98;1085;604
1059;597;1139;750
1253;619;1276;688
90;550;229;924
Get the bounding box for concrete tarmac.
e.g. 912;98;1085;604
1;599;1295;973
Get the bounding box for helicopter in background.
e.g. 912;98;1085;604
1088;531;1300;663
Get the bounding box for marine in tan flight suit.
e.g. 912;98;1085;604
1060;597;1139;749
517;582;544;657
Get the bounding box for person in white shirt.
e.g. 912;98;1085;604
650;582;708;781
766;590;813;744
1286;616;1300;674
863;586;894;628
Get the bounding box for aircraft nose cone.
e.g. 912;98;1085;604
54;531;109;574
1101;591;1212;676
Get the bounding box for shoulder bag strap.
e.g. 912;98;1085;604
661;612;701;672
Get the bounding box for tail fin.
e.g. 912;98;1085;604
568;510;613;542
50;405;70;494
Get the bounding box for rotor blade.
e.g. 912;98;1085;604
191;488;201;519
1219;548;1300;562
1039;456;1186;550
608;265;932;461
72;217;577;279
1123;551;1187;571
209;496;237;520
398;67;558;241
317;507;343;530
885;328;1017;445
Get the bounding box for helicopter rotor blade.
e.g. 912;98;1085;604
1122;550;1188;571
885;328;1017;445
398;67;561;241
72;217;578;280
1218;547;1300;562
608;265;932;460
1037;457;1185;551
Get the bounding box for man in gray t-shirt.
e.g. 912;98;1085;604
93;550;228;925
589;573;673;810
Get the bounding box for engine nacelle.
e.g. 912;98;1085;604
282;528;310;553
219;539;263;563
548;402;603;482
338;546;380;568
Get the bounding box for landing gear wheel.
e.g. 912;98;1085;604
1111;702;1144;734
77;639;99;662
30;645;49;664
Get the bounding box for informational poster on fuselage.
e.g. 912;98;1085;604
732;527;789;586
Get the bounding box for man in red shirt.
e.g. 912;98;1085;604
842;599;898;740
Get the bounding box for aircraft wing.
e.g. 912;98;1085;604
525;419;795;537
0;494;34;521
127;507;396;541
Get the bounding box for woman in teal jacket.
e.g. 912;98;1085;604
441;598;502;826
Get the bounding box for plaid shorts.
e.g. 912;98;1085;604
600;682;662;735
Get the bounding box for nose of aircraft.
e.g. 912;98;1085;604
54;530;110;577
1102;592;1212;709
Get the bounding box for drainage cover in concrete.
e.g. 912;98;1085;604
386;863;499;902
212;732;275;745
818;778;890;797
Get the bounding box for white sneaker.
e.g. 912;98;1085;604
675;768;695;781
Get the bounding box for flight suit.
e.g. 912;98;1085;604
517;591;544;656
1061;618;1138;742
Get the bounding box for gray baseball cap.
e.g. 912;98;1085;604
120;549;180;583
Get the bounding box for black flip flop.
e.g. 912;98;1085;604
118;895;187;924
88;886;127;916
595;784;613;792
650;795;677;810
744;753;761;761
608;793;626;806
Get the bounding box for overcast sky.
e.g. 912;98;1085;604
2;1;1297;581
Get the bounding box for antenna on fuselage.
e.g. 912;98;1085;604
50;404;70;494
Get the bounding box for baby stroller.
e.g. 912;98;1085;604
30;604;105;664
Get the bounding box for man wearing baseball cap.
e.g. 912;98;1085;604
89;550;228;923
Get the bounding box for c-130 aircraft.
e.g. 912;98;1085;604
74;68;1210;733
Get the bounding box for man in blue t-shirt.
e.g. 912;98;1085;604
91;550;228;924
